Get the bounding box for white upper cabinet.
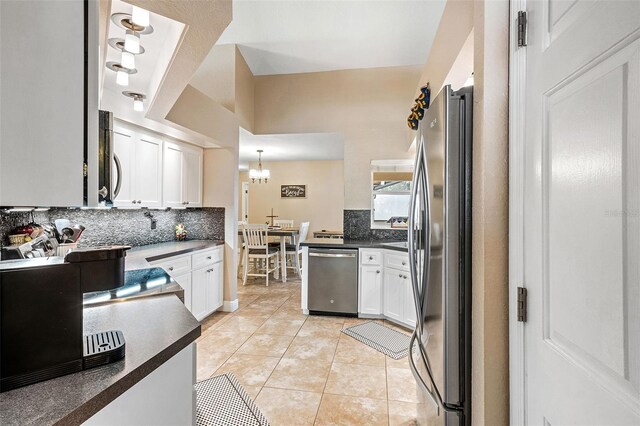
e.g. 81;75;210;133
134;134;163;208
0;0;97;207
163;140;203;208
183;149;203;207
112;126;136;207
112;123;162;208
163;143;185;208
113;122;202;209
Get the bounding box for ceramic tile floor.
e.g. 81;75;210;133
196;275;423;426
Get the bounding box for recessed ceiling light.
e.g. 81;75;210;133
108;38;145;55
111;12;154;35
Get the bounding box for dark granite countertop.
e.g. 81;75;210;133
0;295;201;426
83;267;184;307
301;238;409;252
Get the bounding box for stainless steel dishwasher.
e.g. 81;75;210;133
307;248;358;316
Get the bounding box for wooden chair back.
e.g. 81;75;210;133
242;224;269;249
274;219;294;228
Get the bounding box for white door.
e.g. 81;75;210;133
208;261;223;311
134;133;163;208
191;267;209;321
183;149;203;207
402;276;416;328
520;1;640;424
163;142;184;208
359;265;383;315
112;126;136;207
383;269;403;322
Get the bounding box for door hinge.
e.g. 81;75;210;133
517;287;528;322
517;11;527;48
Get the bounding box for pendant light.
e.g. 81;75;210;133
249;150;270;184
121;50;135;69
106;62;137;87
123;91;146;112
131;6;150;27
124;30;141;54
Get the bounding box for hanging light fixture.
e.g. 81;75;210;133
131;6;150;27
106;62;137;87
121;50;135;69
249;150;270;184
124;29;141;54
123;91;146;112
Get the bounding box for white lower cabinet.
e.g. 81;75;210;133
356;249;415;328
359;265;383;315
383;269;405;322
151;246;223;321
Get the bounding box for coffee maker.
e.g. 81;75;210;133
0;246;129;392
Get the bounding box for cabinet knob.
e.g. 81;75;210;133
376;270;380;274
186;201;190;205
369;256;373;260
168;267;174;271
399;274;403;278
402;261;406;266
207;256;212;260
403;275;408;279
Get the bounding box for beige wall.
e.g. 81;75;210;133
470;1;510;425
239;160;344;234
254;66;422;209
235;47;255;132
188;44;236;113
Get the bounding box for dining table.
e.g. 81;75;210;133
238;227;300;283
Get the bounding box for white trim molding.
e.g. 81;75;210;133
509;0;527;424
221;299;239;312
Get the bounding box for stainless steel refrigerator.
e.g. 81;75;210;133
408;85;473;426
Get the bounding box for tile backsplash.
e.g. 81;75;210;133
0;208;224;248
343;209;407;241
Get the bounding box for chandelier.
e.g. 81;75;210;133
249;150;270;184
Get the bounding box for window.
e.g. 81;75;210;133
370;160;413;228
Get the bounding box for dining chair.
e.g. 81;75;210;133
284;221;309;278
237;221;248;277
242;224;280;286
273;219;295;244
274;219;294;228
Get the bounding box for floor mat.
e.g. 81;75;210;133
195;373;270;426
342;321;412;359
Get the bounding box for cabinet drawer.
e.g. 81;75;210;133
150;255;192;277
192;247;223;270
360;249;382;266
385;252;410;271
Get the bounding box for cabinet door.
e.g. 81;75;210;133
191;267;209;321
359;265;383;315
163;142;184;208
383;269;404;322
173;272;192;312
134;134;163;208
208;261;223;312
0;0;88;207
183;148;202;207
403;276;417;328
112;126;136;207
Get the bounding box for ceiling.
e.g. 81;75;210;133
215;0;447;76
239;128;344;170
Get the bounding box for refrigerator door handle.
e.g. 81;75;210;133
409;330;439;413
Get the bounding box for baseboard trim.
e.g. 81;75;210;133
222;299;239;312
